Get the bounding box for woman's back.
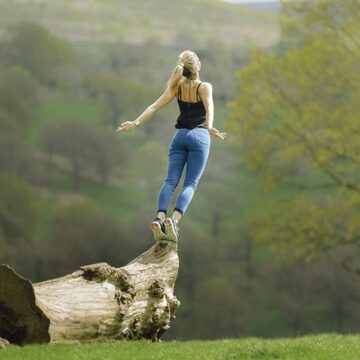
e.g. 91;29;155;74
175;80;207;129
176;80;203;103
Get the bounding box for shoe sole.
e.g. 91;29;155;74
150;221;167;242
164;218;178;243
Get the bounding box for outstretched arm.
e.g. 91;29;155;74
200;82;227;141
116;86;175;132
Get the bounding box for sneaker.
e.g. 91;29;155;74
164;216;179;243
150;217;167;242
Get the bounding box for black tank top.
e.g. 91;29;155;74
175;81;207;129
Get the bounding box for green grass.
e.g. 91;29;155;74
2;334;360;360
28;97;103;148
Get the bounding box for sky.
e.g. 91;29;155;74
222;0;297;3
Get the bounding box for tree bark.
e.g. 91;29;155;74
0;240;180;346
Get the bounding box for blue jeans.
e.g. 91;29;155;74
157;128;211;216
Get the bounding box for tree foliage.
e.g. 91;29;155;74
90;72;151;129
0;174;38;248
228;0;360;261
2;21;78;87
38;200;131;278
41;121;123;188
0;65;38;127
0;112;42;184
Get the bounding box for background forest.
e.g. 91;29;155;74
0;0;359;340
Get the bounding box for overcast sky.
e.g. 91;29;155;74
222;0;298;3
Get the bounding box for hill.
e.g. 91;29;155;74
222;0;281;12
0;0;279;48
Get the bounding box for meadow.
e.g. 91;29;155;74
1;334;359;360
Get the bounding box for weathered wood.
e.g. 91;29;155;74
0;240;180;346
0;337;10;349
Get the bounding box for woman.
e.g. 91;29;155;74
116;50;227;243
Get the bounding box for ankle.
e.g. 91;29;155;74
172;210;182;223
157;211;166;222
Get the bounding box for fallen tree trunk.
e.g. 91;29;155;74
0;240;180;346
0;337;9;349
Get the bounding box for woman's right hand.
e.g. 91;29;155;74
208;127;228;140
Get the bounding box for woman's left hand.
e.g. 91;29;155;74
116;121;136;133
208;127;228;140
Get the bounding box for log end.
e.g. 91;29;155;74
0;264;50;345
0;337;10;349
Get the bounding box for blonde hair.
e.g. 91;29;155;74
166;50;201;94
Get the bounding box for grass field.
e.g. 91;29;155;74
28;97;103;149
1;334;359;360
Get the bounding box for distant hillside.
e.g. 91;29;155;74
222;0;281;12
0;0;279;48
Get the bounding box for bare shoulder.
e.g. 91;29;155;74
200;81;212;90
199;82;213;94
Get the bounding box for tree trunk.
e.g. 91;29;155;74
0;240;180;347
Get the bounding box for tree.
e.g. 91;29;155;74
228;0;360;261
90;72;150;129
0;65;38;127
41;121;123;188
0;112;42;184
278;0;360;51
2;21;78;87
39;200;137;280
0;174;39;262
